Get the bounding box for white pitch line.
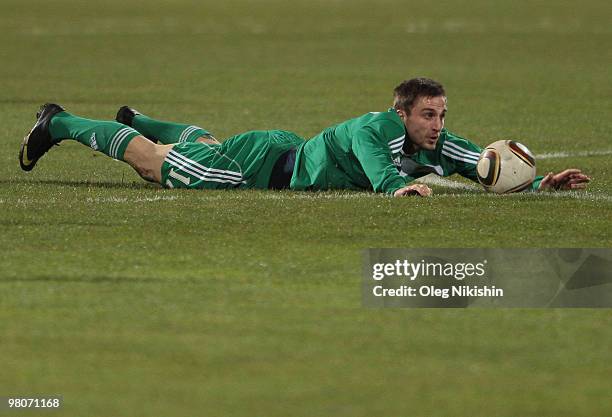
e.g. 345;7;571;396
196;192;385;201
413;175;612;203
534;192;612;203
536;149;612;159
415;174;480;190
85;196;179;203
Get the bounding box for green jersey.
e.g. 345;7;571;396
399;129;543;190
158;109;542;193
398;129;482;181
291;109;408;194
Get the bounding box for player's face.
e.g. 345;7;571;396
398;95;447;153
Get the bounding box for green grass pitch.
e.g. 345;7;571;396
1;0;611;415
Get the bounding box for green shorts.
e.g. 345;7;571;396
161;130;305;190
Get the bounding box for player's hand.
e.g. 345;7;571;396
538;169;590;191
394;184;432;197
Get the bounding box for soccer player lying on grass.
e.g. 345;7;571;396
19;78;589;196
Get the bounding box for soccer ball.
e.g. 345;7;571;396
476;140;536;193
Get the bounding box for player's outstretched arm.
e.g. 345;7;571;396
394;183;432;197
537;168;591;191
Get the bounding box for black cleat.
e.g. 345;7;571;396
116;105;157;143
115;105;141;127
19;103;65;171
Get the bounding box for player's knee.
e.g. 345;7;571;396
124;136;167;183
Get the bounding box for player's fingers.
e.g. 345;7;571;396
567;177;589;185
409;184;432;197
554;168;582;180
568;177;589;183
570;173;590;181
539;172;554;189
419;185;432;197
395;185;428;197
561;168;582;175
393;188;409;197
570;183;587;189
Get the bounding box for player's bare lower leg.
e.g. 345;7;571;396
122;137;172;183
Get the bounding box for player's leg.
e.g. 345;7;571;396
19;103;171;184
116;106;219;146
159;130;301;190
123;137;173;183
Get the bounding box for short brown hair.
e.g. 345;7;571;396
393;78;446;112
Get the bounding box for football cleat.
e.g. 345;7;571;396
19;103;65;171
116;106;157;143
115;105;141;127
